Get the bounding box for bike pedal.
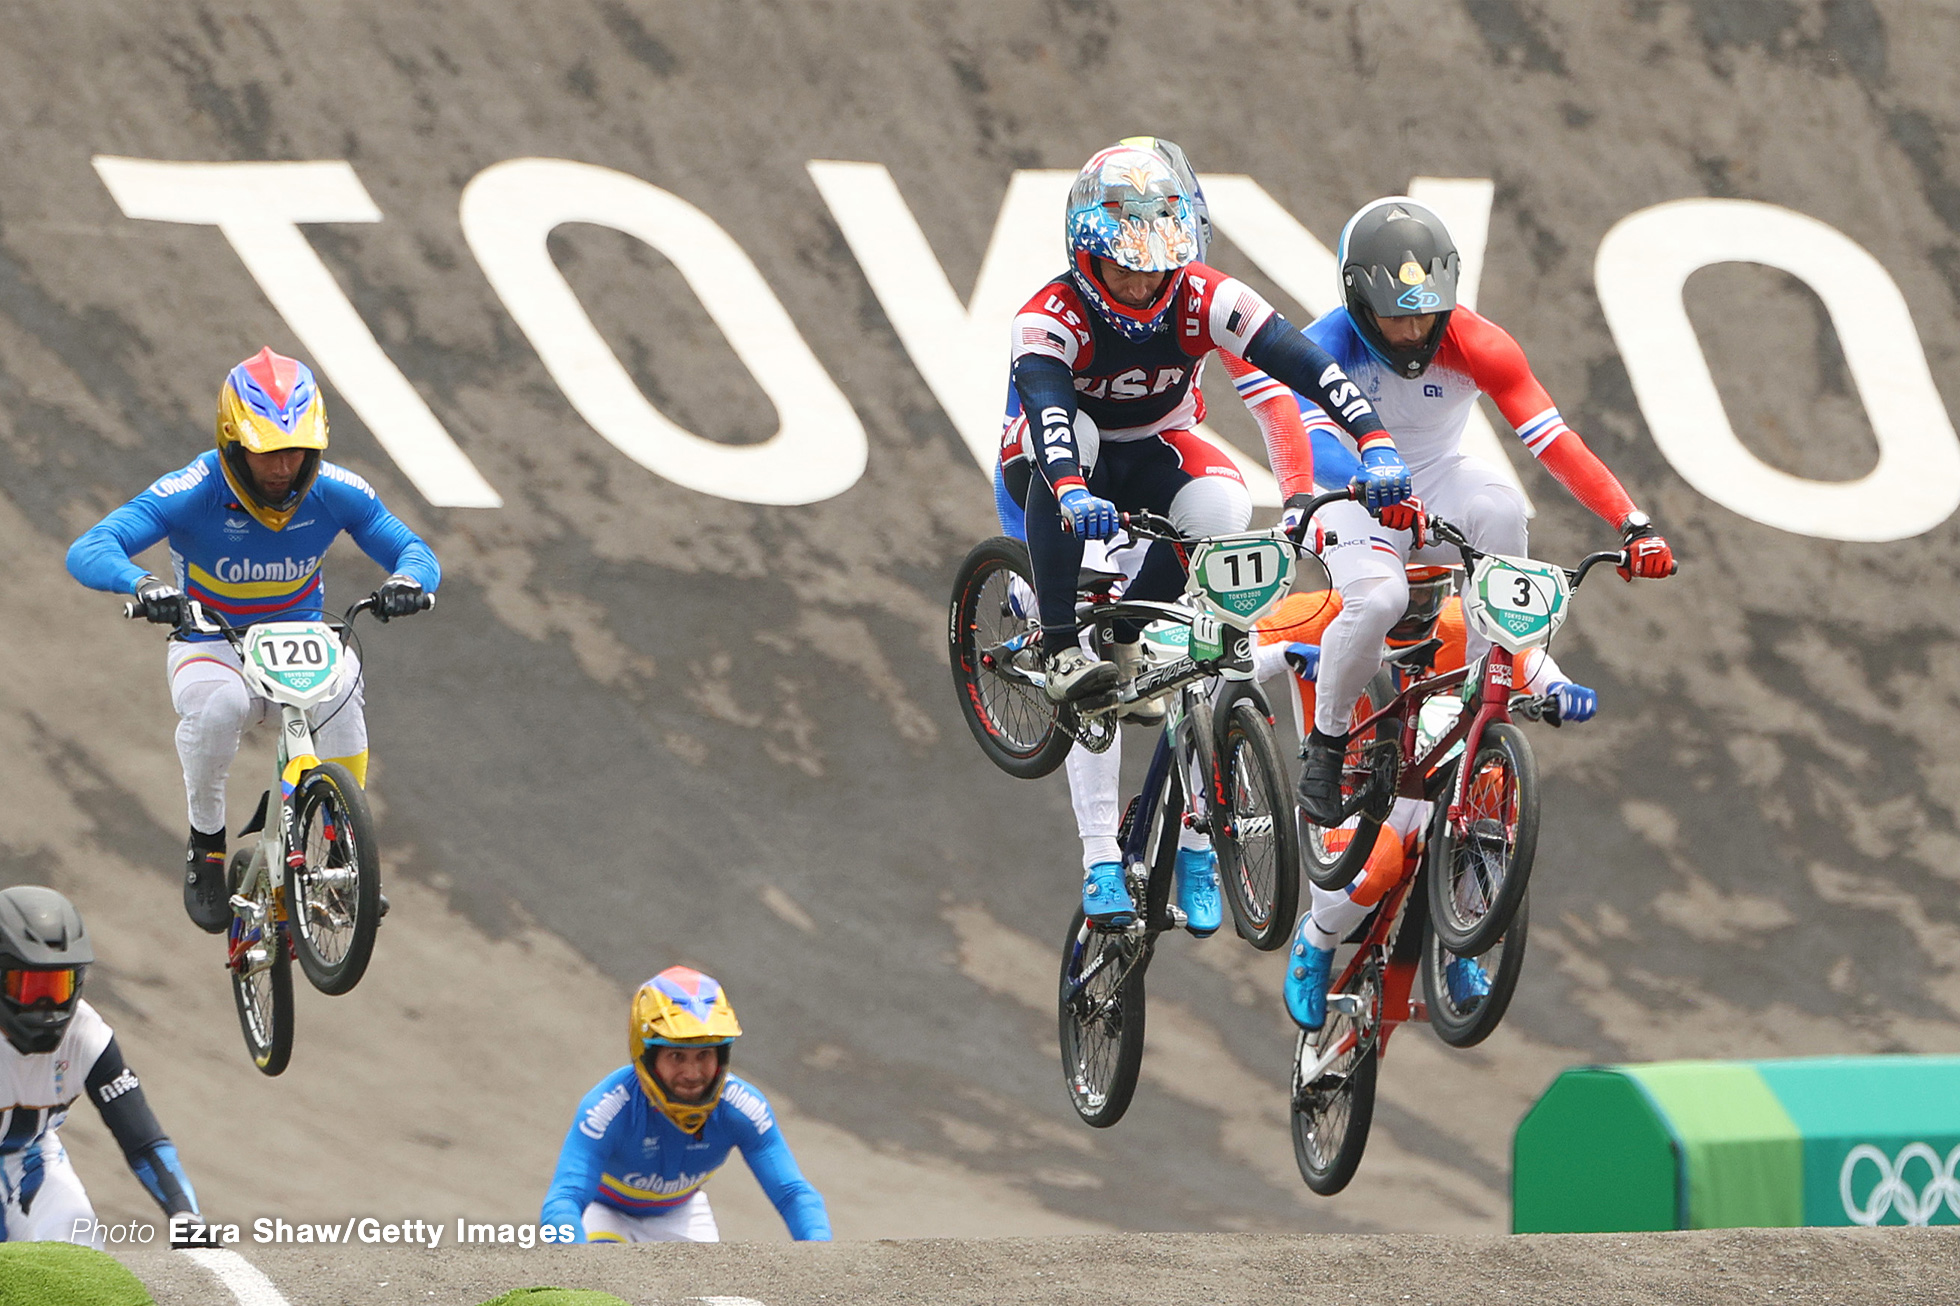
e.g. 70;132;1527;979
1327;993;1365;1017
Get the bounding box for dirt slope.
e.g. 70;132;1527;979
0;0;1956;1238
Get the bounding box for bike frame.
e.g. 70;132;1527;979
1294;866;1427;1089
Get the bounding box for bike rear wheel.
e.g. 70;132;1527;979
1427;722;1539;955
290;762;382;996
949;537;1070;779
1302;670;1398;891
1215;692;1299;950
227;850;293;1077
1057;907;1149;1128
1291;961;1378;1195
1423;891;1529;1049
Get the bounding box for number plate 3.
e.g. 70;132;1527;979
1465;554;1570;653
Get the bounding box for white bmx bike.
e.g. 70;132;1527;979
128;591;426;1074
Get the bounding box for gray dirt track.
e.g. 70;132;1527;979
0;0;1957;1287
111;1229;1960;1306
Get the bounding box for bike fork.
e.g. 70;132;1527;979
1446;650;1518;829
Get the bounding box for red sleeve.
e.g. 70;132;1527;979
1220;351;1314;499
1450;310;1637;528
1175;263;1275;360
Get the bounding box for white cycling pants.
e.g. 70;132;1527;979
2;1131;94;1243
1310;454;1528;737
583;1191;719;1243
167;641;365;836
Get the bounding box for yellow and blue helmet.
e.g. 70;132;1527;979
216;347;328;531
629;966;742;1133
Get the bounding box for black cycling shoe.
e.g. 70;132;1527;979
1296;729;1349;828
183;830;230;934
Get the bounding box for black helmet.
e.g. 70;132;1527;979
1119;135;1212;263
1339;197;1459;379
0;886;92;1055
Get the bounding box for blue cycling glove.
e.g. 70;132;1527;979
1547;681;1597;724
1283;642;1320;682
1057;486;1120;541
1354;445;1412;510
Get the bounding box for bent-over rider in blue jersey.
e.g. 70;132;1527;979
542;966;830;1243
65;348;439;934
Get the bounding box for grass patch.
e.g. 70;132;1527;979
0;1242;155;1306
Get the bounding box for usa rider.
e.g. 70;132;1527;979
1002;143;1416;926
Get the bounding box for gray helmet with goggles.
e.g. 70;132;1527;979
1339;197;1459;379
0;885;91;1055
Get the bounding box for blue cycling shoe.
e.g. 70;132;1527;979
1445;956;1492;1007
1082;861;1134;928
1174;846;1221;937
1284;917;1334;1030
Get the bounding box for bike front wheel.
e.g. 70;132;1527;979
227;850;293;1077
948;537;1070;779
1423;892;1529;1049
1427;722;1539;955
1057;907;1149;1128
290;762;382;996
1291;962;1378;1195
1214;692;1300;950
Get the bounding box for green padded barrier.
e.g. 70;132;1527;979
1622;1061;1803;1228
1514;1056;1960;1232
1512;1067;1679;1232
1755;1056;1960;1227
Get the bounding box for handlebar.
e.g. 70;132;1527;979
123;588;432;636
1423;515;1627;591
1118;485;1360;550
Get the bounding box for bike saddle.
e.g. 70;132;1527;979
1077;566;1124;597
1382;637;1443;672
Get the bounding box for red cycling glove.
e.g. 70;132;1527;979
1377;496;1427;548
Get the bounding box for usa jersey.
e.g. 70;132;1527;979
541;1067;829;1242
1008;261;1276;442
66;450;440;639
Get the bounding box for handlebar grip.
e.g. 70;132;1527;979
123;601;141;619
418;592;436;613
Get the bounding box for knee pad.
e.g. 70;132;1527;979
176;675;253;735
1168;474;1253;539
1465;488;1529;557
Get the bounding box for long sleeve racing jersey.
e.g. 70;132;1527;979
541;1067;830;1242
0;1000;198;1222
1230;308;1639;527
1005;263;1387;495
66;450;440;638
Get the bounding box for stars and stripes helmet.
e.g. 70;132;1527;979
629;966;742;1133
1338;197;1460;379
216;347;329;531
1064;144;1200;343
0;886;91;1056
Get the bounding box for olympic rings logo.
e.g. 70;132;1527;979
1839;1143;1960;1226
